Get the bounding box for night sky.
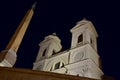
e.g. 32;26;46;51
0;0;119;80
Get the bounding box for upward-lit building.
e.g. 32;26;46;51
0;2;114;80
33;19;104;79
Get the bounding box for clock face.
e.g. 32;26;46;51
74;52;84;62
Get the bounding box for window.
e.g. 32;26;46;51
49;62;65;71
90;38;94;48
52;50;56;55
78;34;83;43
42;49;46;56
55;62;60;69
61;62;64;68
90;38;92;44
50;66;53;71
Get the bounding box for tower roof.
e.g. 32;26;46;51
71;18;90;30
70;18;98;37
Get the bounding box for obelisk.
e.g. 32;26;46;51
0;2;36;67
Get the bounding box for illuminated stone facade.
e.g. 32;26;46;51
33;19;104;79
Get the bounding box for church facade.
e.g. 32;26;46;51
33;19;104;79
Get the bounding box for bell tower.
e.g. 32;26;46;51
68;18;103;79
70;18;98;51
0;2;36;67
33;33;62;70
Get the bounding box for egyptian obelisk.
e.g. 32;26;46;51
0;2;36;67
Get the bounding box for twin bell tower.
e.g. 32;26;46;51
0;2;104;80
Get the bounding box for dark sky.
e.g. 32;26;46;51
0;0;119;80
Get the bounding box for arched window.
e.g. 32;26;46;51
90;37;95;48
42;49;46;56
78;34;83;43
49;62;65;71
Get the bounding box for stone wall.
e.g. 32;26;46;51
0;67;97;80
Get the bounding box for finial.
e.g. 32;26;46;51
32;1;37;10
52;32;57;36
